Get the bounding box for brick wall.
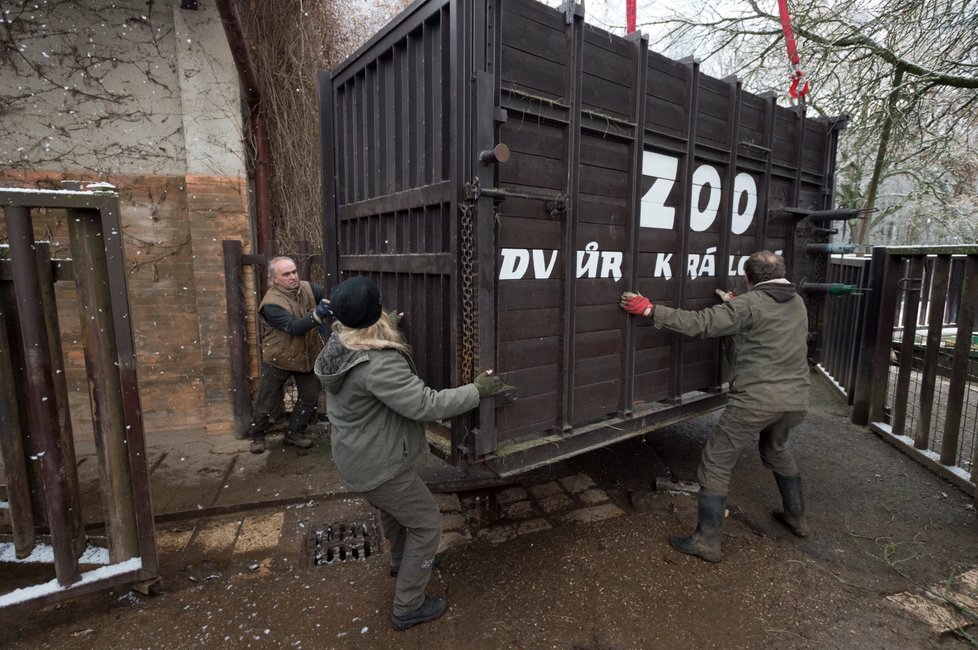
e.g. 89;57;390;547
0;171;251;440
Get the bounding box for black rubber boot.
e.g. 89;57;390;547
669;491;726;563
772;474;808;537
249;436;266;454
284;405;315;449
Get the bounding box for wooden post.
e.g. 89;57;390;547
0;278;36;558
35;242;86;557
867;254;902;425
0;278;46;521
940;254;978;466
851;247;888;425
223;240;252;438
891;255;924;437
915;255;950;449
5;205;81;586
68;208;140;562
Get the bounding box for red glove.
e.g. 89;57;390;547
620;292;654;317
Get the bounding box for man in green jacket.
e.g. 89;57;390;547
620;250;810;562
247;256;330;454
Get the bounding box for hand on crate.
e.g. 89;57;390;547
620;291;654;317
715;288;734;303
473;370;514;398
313;299;332;323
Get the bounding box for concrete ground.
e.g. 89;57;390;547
1;374;976;648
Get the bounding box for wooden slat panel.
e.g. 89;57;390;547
498;337;561;370
497;279;563;310
573;380;622;419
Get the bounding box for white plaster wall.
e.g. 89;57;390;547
0;1;244;178
173;3;246;178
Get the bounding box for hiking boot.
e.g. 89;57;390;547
391;596;447;631
772;473;809;537
390;555;440;577
249;437;266;454
283;430;313;449
669;491;726;563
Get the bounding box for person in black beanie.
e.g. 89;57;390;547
315;276;512;631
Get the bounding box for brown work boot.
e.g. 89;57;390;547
249;436;266;454
283;430;313;449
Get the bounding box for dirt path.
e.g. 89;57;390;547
1;379;975;648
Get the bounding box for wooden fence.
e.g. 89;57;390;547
0;182;159;614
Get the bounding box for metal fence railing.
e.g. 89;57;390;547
817;256;872;401
849;247;978;496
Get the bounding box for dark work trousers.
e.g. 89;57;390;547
247;363;320;438
696;406;807;495
363;467;441;616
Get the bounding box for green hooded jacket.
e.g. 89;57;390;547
651;279;810;412
314;334;480;492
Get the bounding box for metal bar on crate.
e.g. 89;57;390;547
4;204;81;586
915;255;950;450
474;71;499;453
449;0;469;463
892;256;924;436
559;2;585;430
673;57;700;400
755;93;777;251
319;72;340;287
939;254;978;466
622;30;649;416
715;74;741;392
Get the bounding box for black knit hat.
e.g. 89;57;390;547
330;276;383;329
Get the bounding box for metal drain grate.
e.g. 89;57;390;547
307;513;380;567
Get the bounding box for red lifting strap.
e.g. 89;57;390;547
777;0;810;99
777;0;800;65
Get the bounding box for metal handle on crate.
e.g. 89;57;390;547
896;277;923;292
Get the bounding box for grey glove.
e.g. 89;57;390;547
387;309;403;328
473;370;514;398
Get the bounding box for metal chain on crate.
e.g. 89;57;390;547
459;201;477;383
